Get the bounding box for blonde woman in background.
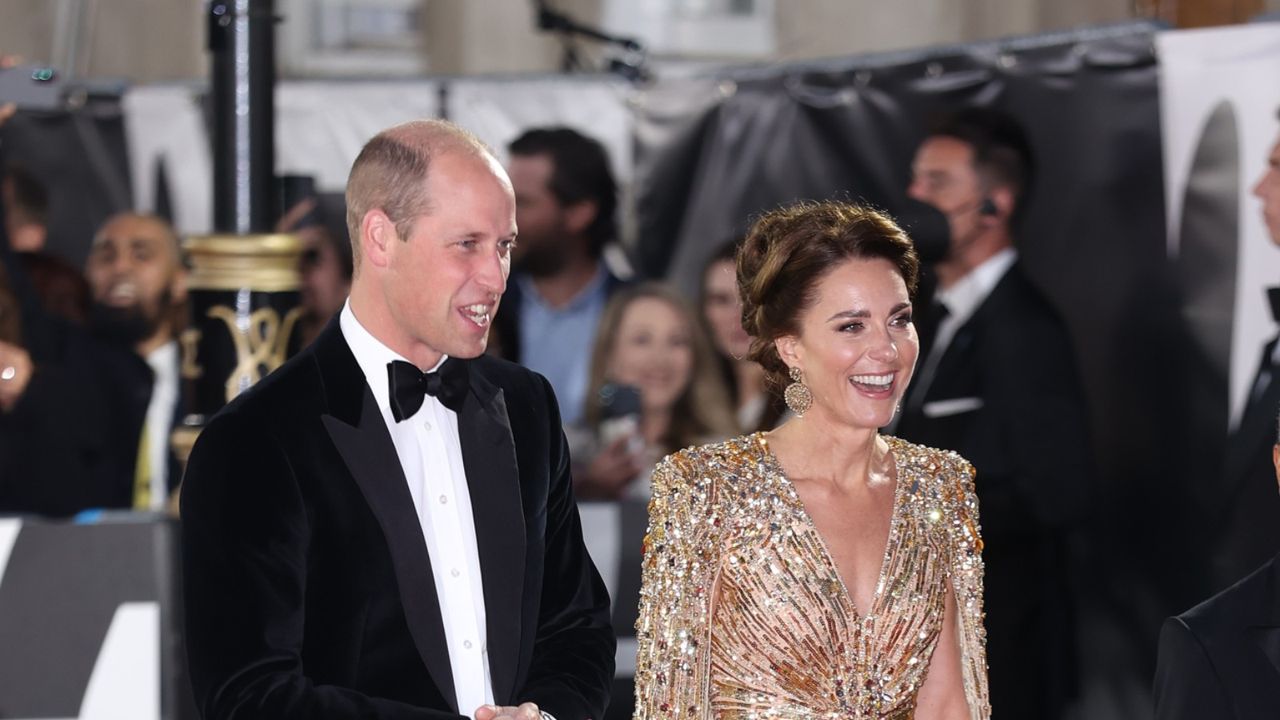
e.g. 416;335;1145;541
572;282;736;500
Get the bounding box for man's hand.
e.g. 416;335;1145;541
474;702;543;720
275;197;317;233
0;339;33;411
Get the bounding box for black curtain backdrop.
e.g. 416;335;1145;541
633;21;1216;719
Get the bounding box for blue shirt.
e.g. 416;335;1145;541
517;268;609;426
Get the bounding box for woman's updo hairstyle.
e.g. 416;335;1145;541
737;200;920;390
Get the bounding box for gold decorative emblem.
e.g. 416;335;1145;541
180;328;204;380
207;305;305;401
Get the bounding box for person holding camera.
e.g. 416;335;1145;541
571;282;735;500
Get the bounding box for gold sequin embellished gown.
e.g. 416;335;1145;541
633;433;990;719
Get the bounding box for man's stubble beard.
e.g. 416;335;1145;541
89;288;174;350
514;238;570;278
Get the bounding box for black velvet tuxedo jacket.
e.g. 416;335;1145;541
895;260;1093;718
180;320;615;719
1213;336;1280;588
1154;552;1280;720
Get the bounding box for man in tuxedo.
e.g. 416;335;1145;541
181;119;614;720
1154;414;1280;719
1211;123;1280;588
894;107;1093;719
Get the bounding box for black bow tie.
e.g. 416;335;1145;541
1269;286;1280;324
387;358;468;421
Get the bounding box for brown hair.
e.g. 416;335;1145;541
583;282;737;454
345;119;493;273
738;200;919;391
699;237;787;432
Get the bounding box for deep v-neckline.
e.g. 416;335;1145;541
755;432;905;622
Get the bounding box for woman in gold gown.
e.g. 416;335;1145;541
633;201;989;719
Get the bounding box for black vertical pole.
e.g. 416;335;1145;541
175;0;299;466
208;0;275;234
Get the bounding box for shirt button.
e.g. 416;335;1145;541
463;640;473;649
439;495;448;504
451;567;460;578
423;420;432;431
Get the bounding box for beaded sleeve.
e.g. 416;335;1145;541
632;449;722;719
941;453;991;719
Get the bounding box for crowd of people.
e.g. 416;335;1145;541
0;97;1277;720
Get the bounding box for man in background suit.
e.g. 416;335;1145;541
181;119;614;720
495;128;628;427
894;107;1093;719
1154;412;1280;719
0;106;185;515
1212;119;1280;588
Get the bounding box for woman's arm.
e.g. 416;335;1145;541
632;451;720;719
927;453;992;720
914;579;971;719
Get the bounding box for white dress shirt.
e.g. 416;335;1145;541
340;301;494;713
143;340;180;509
913;247;1018;402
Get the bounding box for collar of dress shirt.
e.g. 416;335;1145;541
935;247;1018;324
144;338;179;384
516;262;608;314
340;300;447;420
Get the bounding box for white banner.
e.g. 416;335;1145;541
123;77;634;237
1158;24;1280;426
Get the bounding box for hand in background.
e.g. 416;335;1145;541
275;197;318;233
1;53;21;126
0;339;33;411
575;433;643;500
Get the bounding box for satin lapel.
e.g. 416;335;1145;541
1226;371;1280;483
928;269;1015;397
316;323;458;713
926;321;977;399
457;365;525;706
1255;627;1280;678
1251;555;1280;678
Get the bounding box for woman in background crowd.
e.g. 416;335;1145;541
572;282;735;500
701;238;787;432
634;201;988;719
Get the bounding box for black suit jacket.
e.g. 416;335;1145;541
180;319;615;720
1154;552;1280;720
895;260;1093;716
1214;336;1280;587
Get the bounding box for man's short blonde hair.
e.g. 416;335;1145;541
344;119;494;274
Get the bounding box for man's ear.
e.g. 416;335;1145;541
562;199;598;236
361;209;396;269
987;185;1015;222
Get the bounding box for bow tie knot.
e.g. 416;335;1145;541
387;358;468;421
1268;286;1280;324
